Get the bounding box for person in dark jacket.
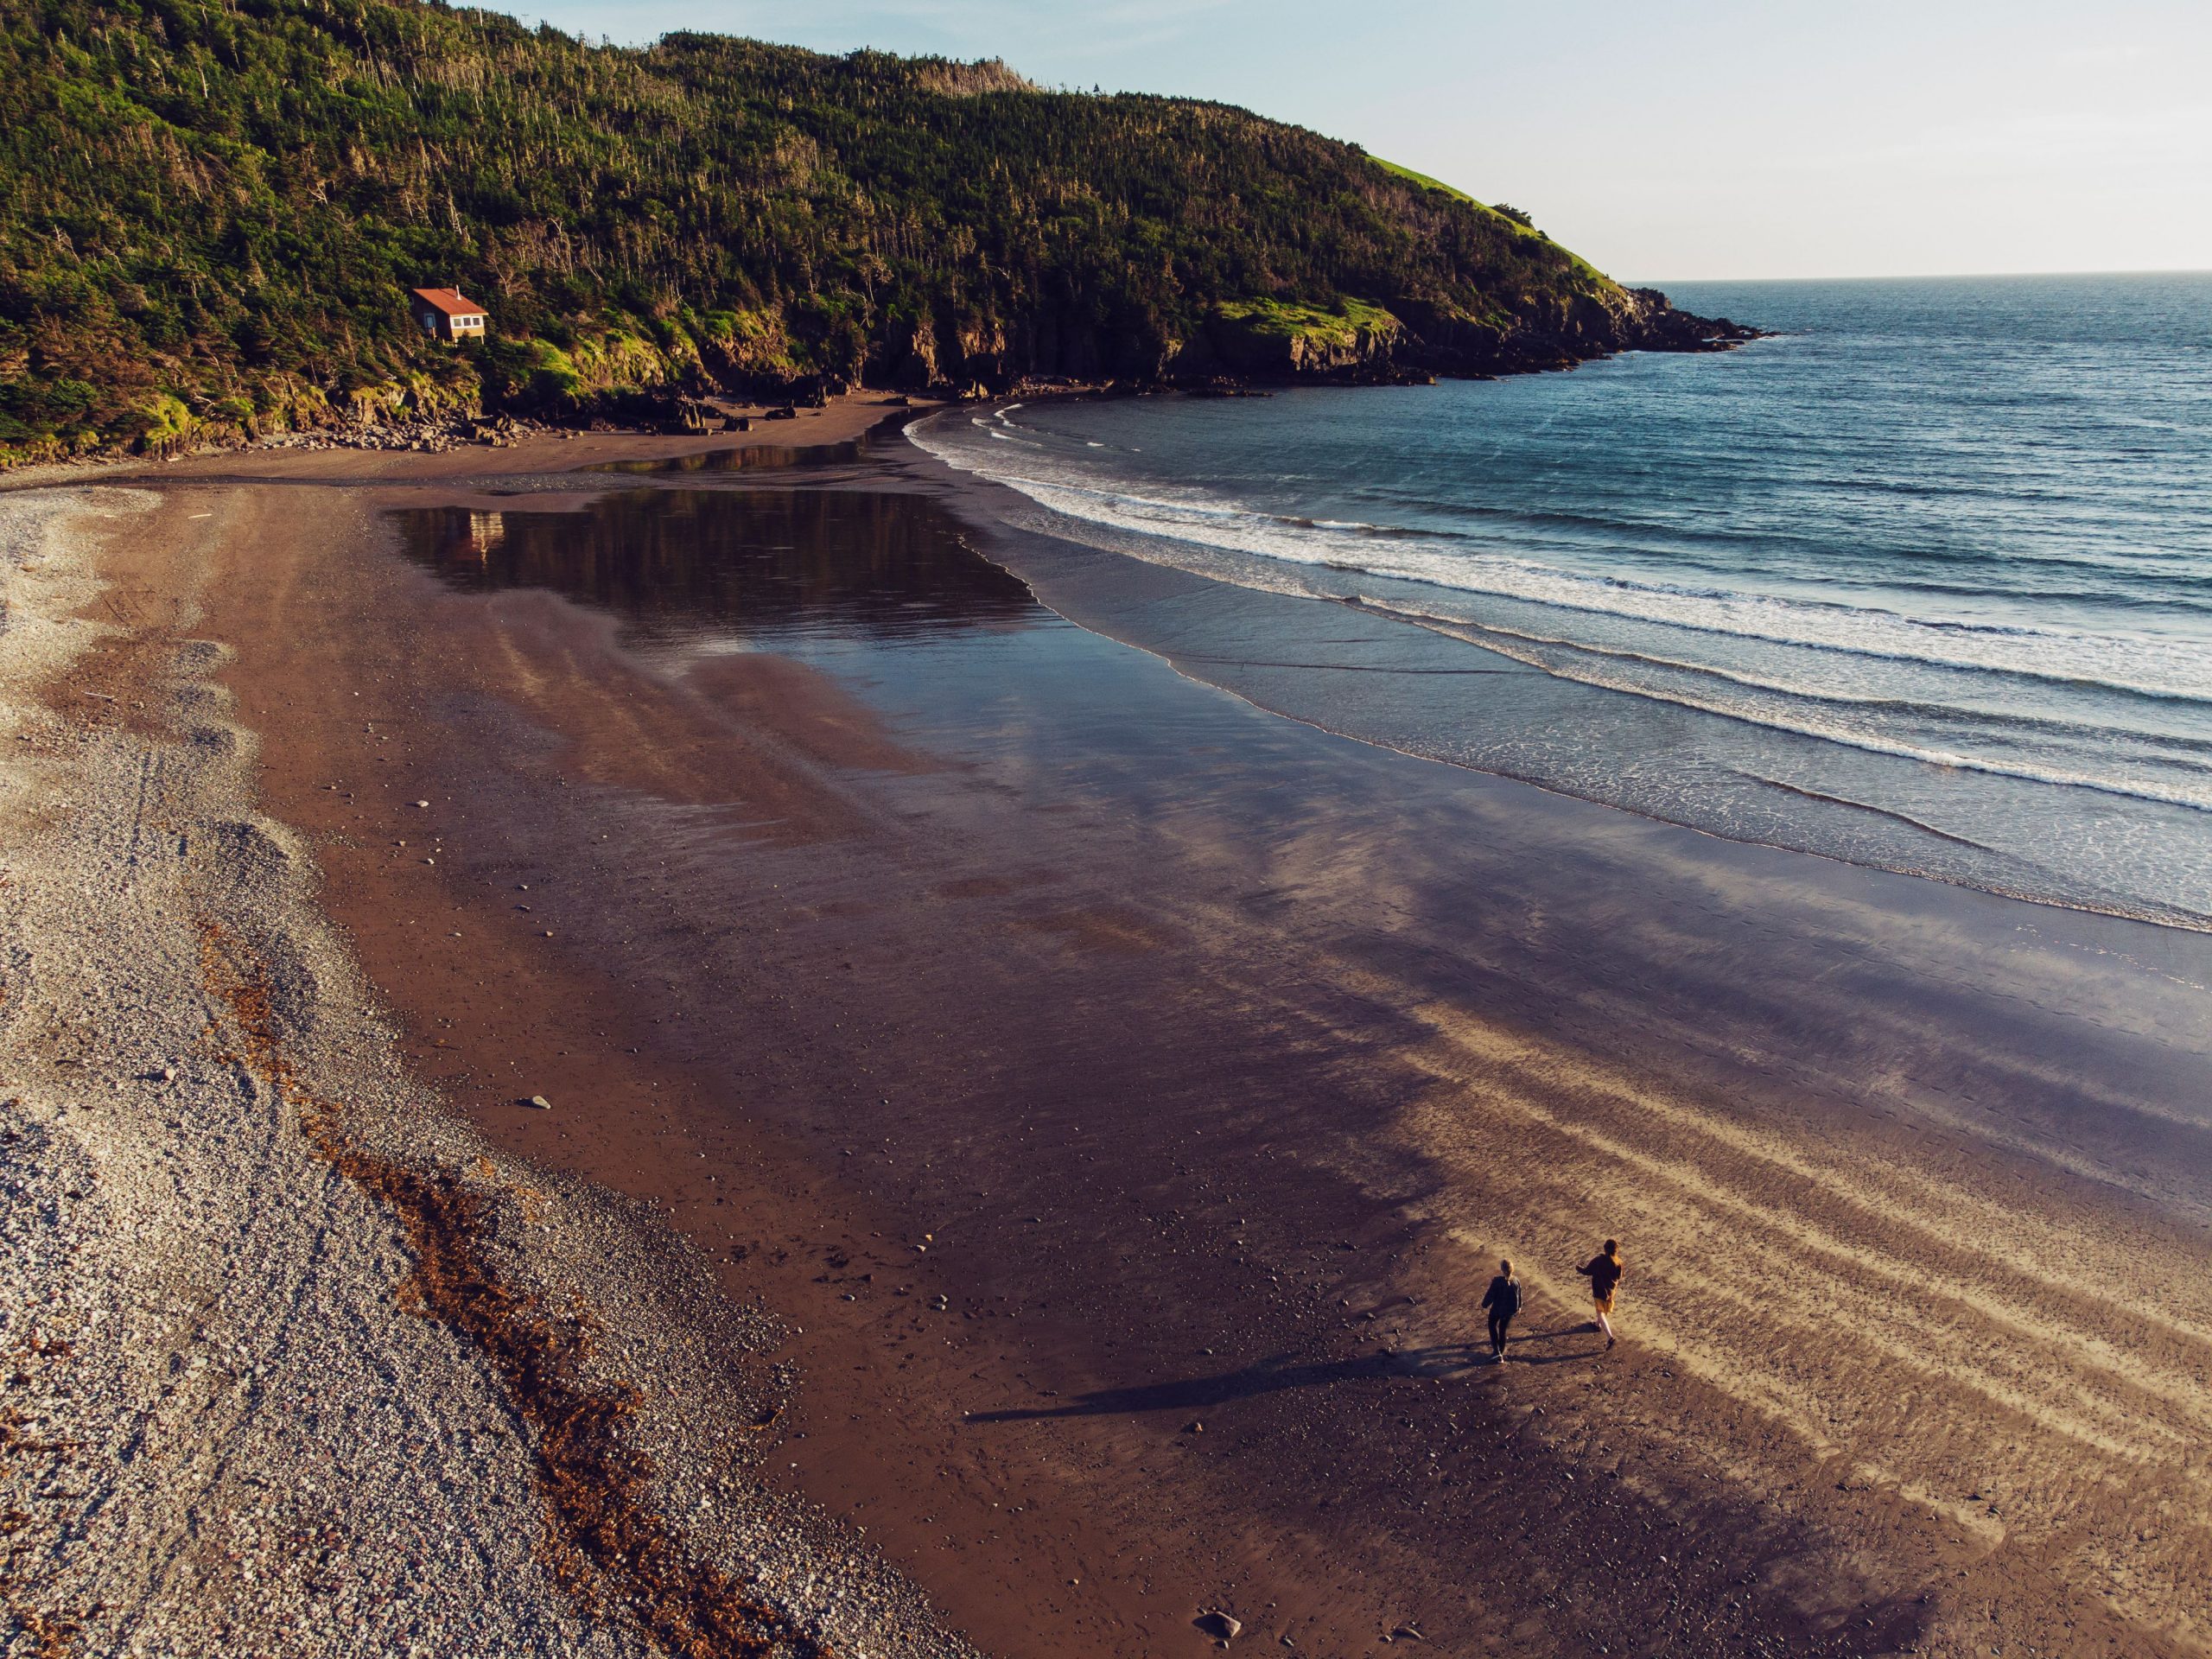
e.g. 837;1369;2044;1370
1479;1258;1522;1362
1577;1238;1624;1349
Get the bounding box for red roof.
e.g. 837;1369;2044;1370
410;287;485;317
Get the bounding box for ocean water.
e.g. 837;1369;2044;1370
911;273;2212;930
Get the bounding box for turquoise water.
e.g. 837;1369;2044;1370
912;274;2212;929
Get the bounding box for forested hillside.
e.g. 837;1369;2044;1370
0;0;1749;462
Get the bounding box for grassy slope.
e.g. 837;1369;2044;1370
1211;296;1402;347
1375;158;1483;207
1374;159;1614;290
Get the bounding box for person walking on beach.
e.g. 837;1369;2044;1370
1480;1258;1522;1362
1577;1238;1624;1349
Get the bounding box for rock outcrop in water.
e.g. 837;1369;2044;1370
1162;289;1757;388
1395;285;1761;379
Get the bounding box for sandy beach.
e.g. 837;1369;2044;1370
7;397;2212;1659
0;404;983;1658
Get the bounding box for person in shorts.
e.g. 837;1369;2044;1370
1578;1238;1624;1349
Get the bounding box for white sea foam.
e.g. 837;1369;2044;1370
910;410;2212;823
1364;605;2212;753
912;279;2212;930
1378;602;2212;813
912;418;2212;710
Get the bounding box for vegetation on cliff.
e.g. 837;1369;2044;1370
0;0;1749;463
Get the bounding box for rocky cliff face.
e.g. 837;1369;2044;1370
12;276;1758;457
1161;301;1408;384
1388;288;1760;383
830;286;1756;401
303;283;1758;435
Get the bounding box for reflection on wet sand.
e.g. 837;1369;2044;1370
393;487;1037;643
590;435;870;476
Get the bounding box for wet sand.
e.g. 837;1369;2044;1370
56;416;2212;1657
5;475;995;1658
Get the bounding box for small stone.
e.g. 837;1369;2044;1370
414;800;430;808
522;1096;552;1110
1195;1611;1242;1641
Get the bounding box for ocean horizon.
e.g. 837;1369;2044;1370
1635;266;2212;285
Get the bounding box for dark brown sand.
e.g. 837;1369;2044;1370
73;416;2212;1659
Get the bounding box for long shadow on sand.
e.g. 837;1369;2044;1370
969;1326;1606;1422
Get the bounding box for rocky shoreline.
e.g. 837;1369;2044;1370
3;293;1763;477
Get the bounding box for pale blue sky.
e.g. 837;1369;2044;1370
509;0;2212;281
